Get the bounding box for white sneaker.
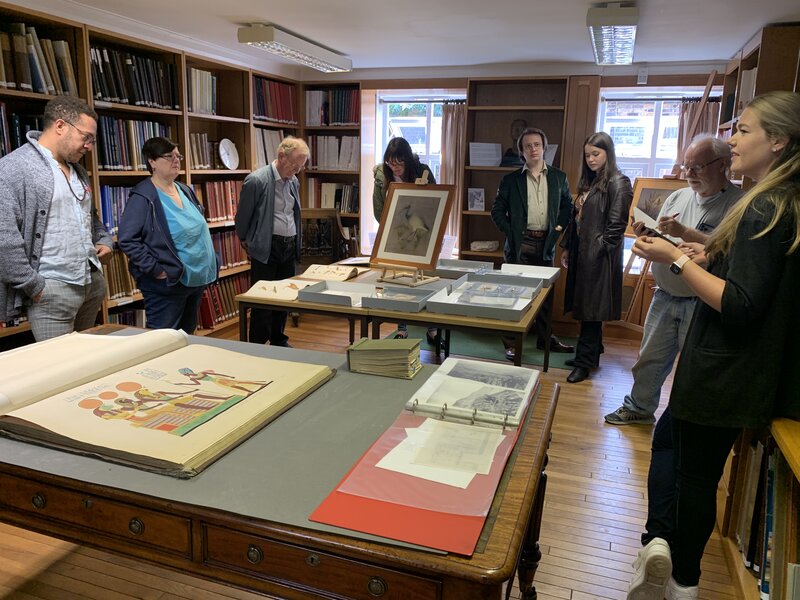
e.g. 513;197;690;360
627;538;672;600
665;577;699;600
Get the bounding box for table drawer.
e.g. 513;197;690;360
204;524;441;600
0;473;191;556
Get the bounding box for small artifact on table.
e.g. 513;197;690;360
470;240;499;252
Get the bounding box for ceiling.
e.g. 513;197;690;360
21;0;800;78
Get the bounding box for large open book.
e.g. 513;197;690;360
0;330;334;478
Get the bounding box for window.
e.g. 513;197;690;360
378;95;462;183
596;87;720;184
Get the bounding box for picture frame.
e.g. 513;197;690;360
467;188;485;211
628;177;688;235
371;182;456;271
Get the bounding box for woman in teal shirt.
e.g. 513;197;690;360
118;137;217;333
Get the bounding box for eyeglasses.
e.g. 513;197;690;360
159;153;184;161
64;120;96;146
680;157;723;175
385;158;405;167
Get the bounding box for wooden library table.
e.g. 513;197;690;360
237;270;554;370
0;332;559;600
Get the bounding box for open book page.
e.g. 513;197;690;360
405;357;539;427
633;206;661;231
0;329;188;414
2;344;333;474
242;278;316;301
298;264;368;281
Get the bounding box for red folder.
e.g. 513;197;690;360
310;412;524;555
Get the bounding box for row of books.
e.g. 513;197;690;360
90;45;179;110
210;230;248;270
189;132;227;170
0;25;78;95
197;272;250;329
253;127;284;170
97;115;172;171
306;135;359;171
305;88;359;126
99;185;133;235
252;76;297;125
307;182;359;212
104;251;140;301
107;308;146;328
0;103;43;158
187;67;216;115
192;179;243;222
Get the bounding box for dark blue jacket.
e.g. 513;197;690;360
118;178;217;285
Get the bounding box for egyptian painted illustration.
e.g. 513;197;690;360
77;368;271;436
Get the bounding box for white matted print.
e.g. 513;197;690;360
371;183;455;270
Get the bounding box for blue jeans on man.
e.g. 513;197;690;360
622;290;696;417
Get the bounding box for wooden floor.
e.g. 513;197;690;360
0;315;741;599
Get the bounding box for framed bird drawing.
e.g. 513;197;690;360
371;183;455;271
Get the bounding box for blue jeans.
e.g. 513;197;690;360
138;277;205;334
623;289;696;417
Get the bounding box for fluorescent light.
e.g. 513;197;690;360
586;4;639;65
238;24;352;73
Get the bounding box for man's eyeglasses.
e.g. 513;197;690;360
159;153;184;161
64;120;96;146
680;156;723;175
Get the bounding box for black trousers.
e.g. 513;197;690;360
574;320;602;368
249;235;296;345
518;235;553;343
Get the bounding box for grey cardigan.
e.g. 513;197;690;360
234;164;301;264
0;131;112;321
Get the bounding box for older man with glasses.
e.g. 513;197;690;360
235;136;309;347
0;95;112;341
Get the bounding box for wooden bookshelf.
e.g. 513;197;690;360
460;76;568;268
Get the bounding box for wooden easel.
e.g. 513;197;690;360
373;264;439;287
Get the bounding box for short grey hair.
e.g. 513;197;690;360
690;133;731;160
278;136;310;159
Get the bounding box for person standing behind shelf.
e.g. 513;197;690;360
0;95;112;341
117;137;218;334
561;131;633;384
605;135;744;426
235;136;309;346
625;91;800;600
372;137;435;340
491;126;574;361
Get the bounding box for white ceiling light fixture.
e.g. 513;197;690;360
238;24;352;73
586;3;639;65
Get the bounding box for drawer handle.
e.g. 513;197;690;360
31;493;47;510
306;554;320;567
367;576;387;597
128;518;145;535
83;498;93;509
246;544;264;564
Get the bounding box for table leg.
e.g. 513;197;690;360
443;329;451;359
516;464;548;599
359;317;369;340
371;319;381;339
542;288;554;372
513;335;523;367
239;305;249;342
348;318;355;344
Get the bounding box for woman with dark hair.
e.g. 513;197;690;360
372;136;436;339
626;91;800;600
561;131;632;383
118;136;217;333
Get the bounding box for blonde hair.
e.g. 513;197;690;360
277;136;310;159
706;91;800;260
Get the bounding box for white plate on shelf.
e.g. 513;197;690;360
219;138;239;170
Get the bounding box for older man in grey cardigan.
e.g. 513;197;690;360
0;96;112;341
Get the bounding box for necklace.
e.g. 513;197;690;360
59;165;88;203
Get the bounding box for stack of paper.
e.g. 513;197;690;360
347;338;422;379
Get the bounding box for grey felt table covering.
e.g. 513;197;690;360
0;332;437;547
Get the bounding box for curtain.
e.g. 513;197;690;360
440;102;467;246
676;97;721;165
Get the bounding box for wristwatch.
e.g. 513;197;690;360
669;254;691;275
